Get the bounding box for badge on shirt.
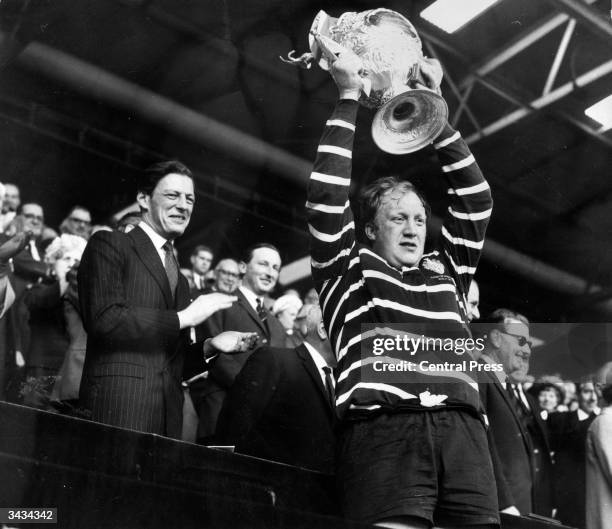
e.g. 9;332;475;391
421;257;445;275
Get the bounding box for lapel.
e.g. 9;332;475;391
129;226;173;308
295;344;334;416
237;289;268;337
492;378;533;453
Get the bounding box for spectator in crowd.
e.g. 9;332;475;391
191;242;286;444
529;379;565;417
78;160;254;438
272;293;303;347
59;205;93;240
466;279;481;322
20;234;88;409
549;377;600;529
212;258;241;294
2;205;51;376
116;210;141;233
216;304;336;472
303;287;319;306
478;309;554;517
0;182;20;233
586;363;612;529
42;235;89;412
0;231;31;319
189;244;214;295
307;51;498;528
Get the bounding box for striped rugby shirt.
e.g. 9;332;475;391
307;99;493;420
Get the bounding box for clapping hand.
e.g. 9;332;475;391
0;231;32;278
178;293;237;329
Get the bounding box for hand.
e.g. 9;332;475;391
330;49;366;101
15;350;25;368
0;231;32;262
413;56;443;95
207;331;259;355
178;293;237;329
0;231;32;278
500;506;521;516
53;258;72;283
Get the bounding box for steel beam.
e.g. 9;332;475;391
545;0;612;42
465;59;612;143
458;0;598;88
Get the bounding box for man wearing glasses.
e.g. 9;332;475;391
213;258;241;294
478;308;554;518
60;206;93;240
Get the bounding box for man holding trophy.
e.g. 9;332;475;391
303;9;498;529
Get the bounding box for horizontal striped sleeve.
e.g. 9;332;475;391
434;124;492;294
307;100;360;283
441;226;484;250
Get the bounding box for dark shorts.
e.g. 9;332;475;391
337;409;500;527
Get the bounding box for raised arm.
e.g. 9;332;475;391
306;52;364;284
435;126;492;296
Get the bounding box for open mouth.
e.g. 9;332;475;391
400;241;417;250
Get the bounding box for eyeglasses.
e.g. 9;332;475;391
500;331;532;348
69;217;91;226
217;270;239;279
23;213;43;222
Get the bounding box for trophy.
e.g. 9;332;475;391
282;9;448;154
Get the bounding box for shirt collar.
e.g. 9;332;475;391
138;221;169;251
577;407;600;421
303;342;333;386
239;285;260;311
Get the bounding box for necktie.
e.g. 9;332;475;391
162;241;178;297
256;297;268;324
507;383;528;421
322;366;336;409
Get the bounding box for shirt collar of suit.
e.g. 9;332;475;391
138;221;171;263
303;341;334;389
239;285;262;312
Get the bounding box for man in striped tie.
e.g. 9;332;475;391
306;50;498;528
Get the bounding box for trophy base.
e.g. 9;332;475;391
371;89;448;154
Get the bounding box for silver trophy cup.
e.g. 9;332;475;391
284;8;448;154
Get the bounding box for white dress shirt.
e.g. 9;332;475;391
303;341;334;390
138;221;170;266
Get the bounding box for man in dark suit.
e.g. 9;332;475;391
478;309;554;518
188;244;214;296
78;160;248;439
190;242;286;443
216;303;336;473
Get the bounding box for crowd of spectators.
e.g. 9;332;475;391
1;175;611;529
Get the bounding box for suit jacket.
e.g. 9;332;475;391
189;288;286;439
523;392;554;517
479;370;535;514
549;409;597;528
78;226;197;439
215;344;336;473
586;408;612;529
22;281;69;376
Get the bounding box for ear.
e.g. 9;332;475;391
136;191;150;212
317;320;327;340
365;222;377;242
238;261;247;275
489;329;502;348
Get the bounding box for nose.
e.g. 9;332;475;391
176;195;188;210
473;306;480;320
402;219;418;236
